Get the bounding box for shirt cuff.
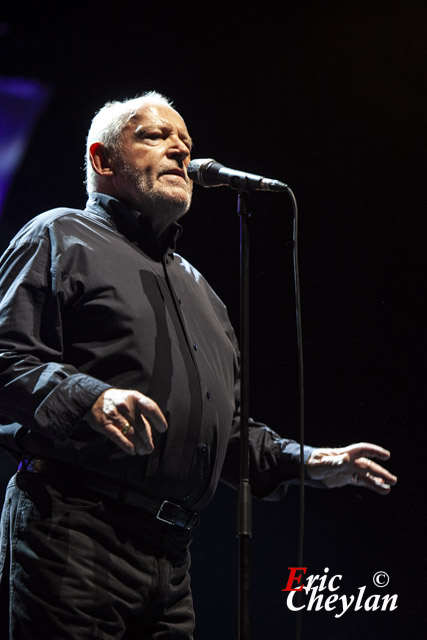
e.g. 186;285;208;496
34;373;112;440
279;442;325;490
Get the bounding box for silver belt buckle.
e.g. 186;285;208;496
156;499;178;525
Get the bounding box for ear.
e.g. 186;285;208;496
89;142;115;177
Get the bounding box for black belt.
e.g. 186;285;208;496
18;457;199;531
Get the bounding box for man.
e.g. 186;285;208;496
0;91;397;639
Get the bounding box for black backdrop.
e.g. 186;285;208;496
0;3;422;638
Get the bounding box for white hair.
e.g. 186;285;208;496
84;91;174;194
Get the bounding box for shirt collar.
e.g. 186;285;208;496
85;192;182;260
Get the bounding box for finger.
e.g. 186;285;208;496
344;442;391;461
113;413;154;457
102;421;138;456
354;458;398;485
136;395;168;433
110;417;144;456
118;419;133;437
131;411;154;455
102;393;154;455
110;393;163;455
354;471;393;495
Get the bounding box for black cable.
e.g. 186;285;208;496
286;187;305;640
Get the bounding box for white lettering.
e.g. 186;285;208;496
354;586;366;611
284;570;398;618
304;573;320;592
286;591;305;612
324;594;339;611
381;594;398;611
328;574;342;591
364;594;381;612
334;594;355;619
307;586;324;611
318;568;330;591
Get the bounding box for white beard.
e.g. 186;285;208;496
116;161;192;233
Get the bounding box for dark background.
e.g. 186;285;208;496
0;2;422;638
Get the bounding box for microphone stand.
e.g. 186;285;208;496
235;185;303;640
237;191;252;640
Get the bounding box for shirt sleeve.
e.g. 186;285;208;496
217;309;321;499
0;230;110;440
221;404;321;500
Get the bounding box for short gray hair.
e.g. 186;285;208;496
85;91;174;194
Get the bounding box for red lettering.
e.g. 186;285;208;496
282;567;307;592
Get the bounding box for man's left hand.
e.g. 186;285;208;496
306;442;397;494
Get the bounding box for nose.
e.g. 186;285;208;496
167;134;191;162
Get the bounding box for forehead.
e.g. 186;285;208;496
125;103;189;134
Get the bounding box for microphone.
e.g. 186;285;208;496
187;158;288;193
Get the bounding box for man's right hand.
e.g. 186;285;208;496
86;388;168;456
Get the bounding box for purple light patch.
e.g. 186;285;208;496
0;76;51;214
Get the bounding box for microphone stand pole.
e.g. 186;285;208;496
237;191;252;640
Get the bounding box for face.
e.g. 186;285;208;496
108;103;193;233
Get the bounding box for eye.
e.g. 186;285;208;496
134;128;163;142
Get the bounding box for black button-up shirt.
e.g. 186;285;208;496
0;194;315;510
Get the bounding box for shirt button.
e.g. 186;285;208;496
193;343;198;351
206;390;211;400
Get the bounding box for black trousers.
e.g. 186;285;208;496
0;472;195;639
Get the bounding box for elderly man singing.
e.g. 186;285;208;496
0;91;397;639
